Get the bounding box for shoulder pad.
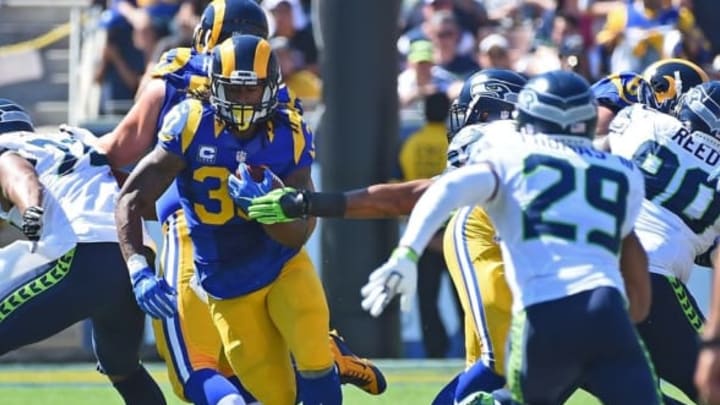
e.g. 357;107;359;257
150;47;193;79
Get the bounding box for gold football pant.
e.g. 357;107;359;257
443;206;512;375
209;249;334;405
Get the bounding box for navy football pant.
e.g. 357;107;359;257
506;287;661;405
0;242;145;376
637;273;704;402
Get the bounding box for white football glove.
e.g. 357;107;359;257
361;246;419;317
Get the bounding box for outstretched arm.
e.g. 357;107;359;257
115;146;185;261
361;163;498;317
0;151;42;214
248;178;433;223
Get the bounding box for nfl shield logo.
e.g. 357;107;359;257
236;150;247;163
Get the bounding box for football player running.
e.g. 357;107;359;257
597;80;720;402
89;1;384;404
247;68;530;404
0;100;166;405
362;71;659;404
116;34;342;405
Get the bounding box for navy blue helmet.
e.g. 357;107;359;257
0;99;34;135
448;68;527;138
675;81;720;139
192;0;269;53
210;34;280;131
641;58;709;113
516;70;597;139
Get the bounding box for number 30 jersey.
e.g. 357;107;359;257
609;104;720;282
0;130;118;255
158;99;315;299
469;132;645;312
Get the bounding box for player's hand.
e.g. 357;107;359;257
696;345;720;405
131;268;177;319
59;124;96;142
248;187;307;224
361;246;419;317
21;206;43;241
228;163;277;212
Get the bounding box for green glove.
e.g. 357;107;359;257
248;187;307;224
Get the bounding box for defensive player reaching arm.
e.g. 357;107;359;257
361;72;659;405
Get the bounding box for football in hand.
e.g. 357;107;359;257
238;164;285;189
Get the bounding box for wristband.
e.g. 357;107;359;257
304;191;347;217
126;253;149;277
700;337;720;349
394;246;419;263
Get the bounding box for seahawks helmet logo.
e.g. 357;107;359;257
470;78;518;103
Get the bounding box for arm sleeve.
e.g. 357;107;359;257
399;162;498;254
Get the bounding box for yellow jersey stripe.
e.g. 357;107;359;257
181;100;203;153
287;110;305;164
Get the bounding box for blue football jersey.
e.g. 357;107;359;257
158;98;315;298
150;47;304;224
591;72;648;114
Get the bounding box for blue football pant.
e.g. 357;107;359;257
637;273;704;402
0;242;146;376
506;287;661;405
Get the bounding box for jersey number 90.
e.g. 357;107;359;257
632;139;720;234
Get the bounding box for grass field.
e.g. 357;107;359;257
0;360;693;404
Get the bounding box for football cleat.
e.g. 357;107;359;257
328;329;387;395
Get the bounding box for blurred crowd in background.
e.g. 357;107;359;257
93;0;720;117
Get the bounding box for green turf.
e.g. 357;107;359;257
0;361;694;404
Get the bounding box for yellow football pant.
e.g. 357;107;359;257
209;249;333;405
443;206;512;375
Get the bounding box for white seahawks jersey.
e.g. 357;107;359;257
472;131;645;312
0;130;119;255
609;104;720;282
446;119;516;171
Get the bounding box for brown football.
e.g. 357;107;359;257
237;164;285;189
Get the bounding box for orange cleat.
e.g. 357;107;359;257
328;329;387;395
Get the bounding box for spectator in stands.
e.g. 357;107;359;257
398;40;459;109
427;11;480;78
271;36;322;103
398;0;478;60
94;25;146;114
595;0;698;72
151;0;208;56
96;1;179;114
477;33;512;69
264;0;319;74
397;91;462;358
